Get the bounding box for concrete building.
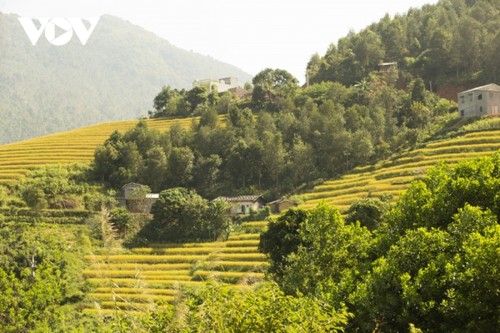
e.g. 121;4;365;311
457;83;500;118
193;77;240;93
267;199;298;214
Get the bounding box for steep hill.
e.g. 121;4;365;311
298;119;500;211
0;13;251;145
308;0;500;90
84;227;267;315
0;117;202;184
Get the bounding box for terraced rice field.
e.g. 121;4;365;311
84;223;268;315
299;129;500;212
0;117;201;184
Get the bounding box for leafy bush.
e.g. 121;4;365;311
139;187;231;242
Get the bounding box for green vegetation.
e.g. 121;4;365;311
0;118;195;184
141;187;231;242
0;223;92;332
97;68;455;199
1;1;500;331
308;0;500;87
260;152;500;332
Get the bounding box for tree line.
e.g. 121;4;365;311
93;68;455;200
307;0;500;88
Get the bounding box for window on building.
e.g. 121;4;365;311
478;94;482;100
460;95;465;104
469;93;473;101
480;106;483;113
460;110;465;117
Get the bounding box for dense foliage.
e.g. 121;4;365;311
3;1;500;331
260;151;500;332
94;69;454;199
12;164;114;212
0;223;92;332
308;0;500;87
139;187;231;242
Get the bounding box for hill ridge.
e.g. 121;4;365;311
0;13;251;144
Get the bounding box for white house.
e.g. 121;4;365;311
193;77;240;93
213;195;266;215
457;83;500;118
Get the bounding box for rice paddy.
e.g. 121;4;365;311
299;129;500;211
4;114;500;315
83;230;268;313
0;117;203;184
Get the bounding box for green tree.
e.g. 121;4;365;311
186;86;208;113
152;86;177;117
165;146;194;187
252;68;298;109
146;187;230;242
345;197;391;231
140;146;167;192
176;281;351;332
259;209;308;280
280;203;372;305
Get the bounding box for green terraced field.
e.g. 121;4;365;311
299;129;500;211
83;231;269;314
0;117;203;184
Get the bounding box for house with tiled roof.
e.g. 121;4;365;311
213;195;266;215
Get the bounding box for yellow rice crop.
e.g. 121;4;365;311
0;116;212;183
85;254;206;263
94;287;177;295
227;233;261;240
207;253;266;261
83;269;191;278
89;263;192;271
89;293;176;302
224;240;260;247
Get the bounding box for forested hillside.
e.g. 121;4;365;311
307;0;500;91
94;69;456;200
1;0;499;331
0;13;251;144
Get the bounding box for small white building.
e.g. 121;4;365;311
193;77;240;93
457;83;500;118
214;195;266;215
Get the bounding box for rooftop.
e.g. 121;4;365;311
459;83;500;94
214;195;263;203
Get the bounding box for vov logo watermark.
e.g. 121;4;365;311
18;17;100;46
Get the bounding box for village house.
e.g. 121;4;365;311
267;198;298;214
193;77;241;93
213;195;266;215
457;83;500;118
119;183;159;213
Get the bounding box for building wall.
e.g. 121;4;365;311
228;201;261;215
487;91;500;115
458;89;500;118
